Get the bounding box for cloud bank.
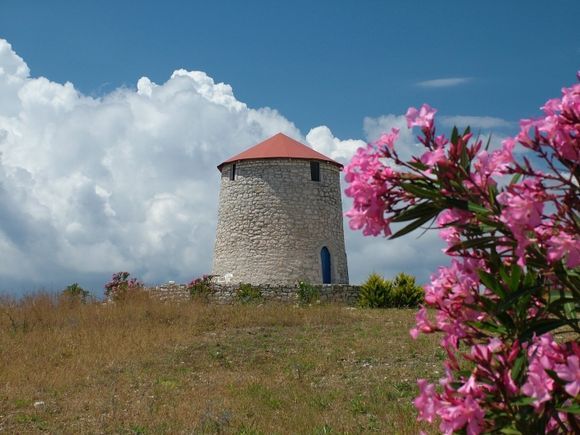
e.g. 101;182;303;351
0;38;449;295
440;115;513;129
416;77;472;88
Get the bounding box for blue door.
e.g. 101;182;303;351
321;247;331;284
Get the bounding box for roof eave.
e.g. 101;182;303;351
217;156;343;171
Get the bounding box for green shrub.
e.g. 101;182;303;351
389;273;424;308
297;281;320;305
61;283;90;304
236;283;262;304
359;272;423;308
359;273;391;308
187;275;214;300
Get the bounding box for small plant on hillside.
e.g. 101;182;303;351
236;283;262;304
297;281;320;305
104;272;144;301
61;283;91;304
389;273;423;308
187;275;214;300
359;273;391;308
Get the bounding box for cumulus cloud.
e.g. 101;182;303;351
306;126;366;163
416;77;472;88
0;38;452;295
0;39;304;293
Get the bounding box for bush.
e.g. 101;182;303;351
297;281;320;305
389;273;423;308
359;273;391;308
236;283;262;304
104;272;144;301
360;273;423;308
61;283;90;304
187;275;214;300
344;76;580;432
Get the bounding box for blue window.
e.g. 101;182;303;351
321;247;331;284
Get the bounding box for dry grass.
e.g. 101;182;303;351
0;293;442;434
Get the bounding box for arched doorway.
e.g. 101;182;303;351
321;247;331;284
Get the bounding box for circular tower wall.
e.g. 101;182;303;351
212;158;349;285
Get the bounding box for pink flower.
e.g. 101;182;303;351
438;395;485;435
414;379;439;423
521;334;565;409
473;137;515;183
406;104;437;130
375;128;400;150
521;364;554;409
410;306;436;338
555;355;580;397
420;146;447;166
546;231;580;268
497;179;546;266
457;374;480;396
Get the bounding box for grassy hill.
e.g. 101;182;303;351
0;294;441;433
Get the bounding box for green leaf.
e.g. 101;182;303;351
500;427;522;435
408;160;429;171
498;286;532;312
512;396;535;406
479;270;506;298
520;319;569;341
499;265;511;286
468;320;507;334
509;173;522;185
496;311;515;329
451;126;459;145
509;264;522;292
391;202;439;223
389;213;437;239
511;354;526;381
400;182;439;199
467;202;490;215
484;134;492;151
443;197;469;210
556;404;580;414
446;236;497;253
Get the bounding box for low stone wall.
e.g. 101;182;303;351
147;283;190;302
146;283;360;305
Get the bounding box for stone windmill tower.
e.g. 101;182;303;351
212;133;349;285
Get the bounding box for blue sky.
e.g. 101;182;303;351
4;1;579;137
0;1;578;295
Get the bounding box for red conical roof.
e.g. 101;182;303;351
217;133;342;170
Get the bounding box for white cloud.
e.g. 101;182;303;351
306;126;366;163
440;115;513;130
0;38;449;295
416;77;472;88
362;114;422;161
0;38;303;294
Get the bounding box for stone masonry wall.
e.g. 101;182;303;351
147;283;360;305
212;159;348;285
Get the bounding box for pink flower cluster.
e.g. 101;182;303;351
344;75;580;433
104;271;143;300
517;81;580;161
522;334;580;408
343;128;400;236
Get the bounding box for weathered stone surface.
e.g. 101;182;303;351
212;159;348;284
